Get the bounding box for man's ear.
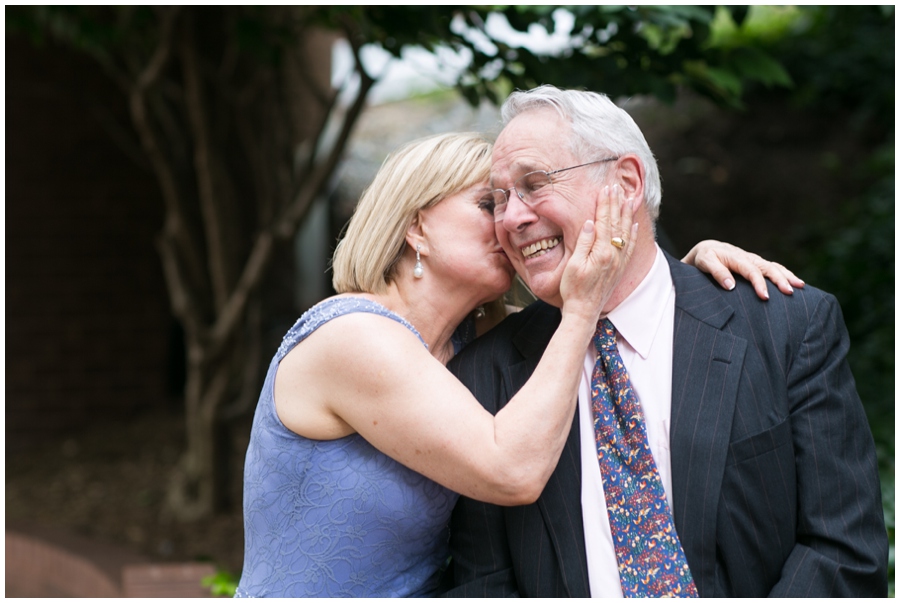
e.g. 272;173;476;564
616;154;646;213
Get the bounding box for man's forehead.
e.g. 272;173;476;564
490;159;545;188
490;145;570;187
491;109;572;183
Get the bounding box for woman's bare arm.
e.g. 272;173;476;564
277;185;636;506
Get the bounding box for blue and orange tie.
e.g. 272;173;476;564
591;319;698;597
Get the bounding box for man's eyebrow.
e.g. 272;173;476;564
490;162;544;188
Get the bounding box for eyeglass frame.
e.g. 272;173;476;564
488;157;619;222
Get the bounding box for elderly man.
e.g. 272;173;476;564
443;86;887;597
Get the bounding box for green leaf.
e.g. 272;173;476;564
729;6;750;27
201;569;238;597
684;60;742;100
728;46;793;87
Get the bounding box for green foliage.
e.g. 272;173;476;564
201;568;239;597
752;6;894;131
708;5;804;47
723;46;792;88
316;6;790;109
760;7;895;591
802;148;894;440
685;7;797;102
8;6;794;112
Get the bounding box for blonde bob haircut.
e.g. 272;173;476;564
332;132;492;294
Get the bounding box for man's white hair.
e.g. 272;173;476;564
500;85;662;222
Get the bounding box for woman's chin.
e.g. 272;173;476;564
496;274;515;296
476;278;513;305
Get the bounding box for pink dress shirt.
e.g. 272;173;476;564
577;245;676;597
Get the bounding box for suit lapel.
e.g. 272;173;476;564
535;412;591;597
666;254;746;596
504;302;591;597
502;261;748;598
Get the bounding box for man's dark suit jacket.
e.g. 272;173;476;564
443;253;887;597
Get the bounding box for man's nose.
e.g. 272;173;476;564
499;193;539;233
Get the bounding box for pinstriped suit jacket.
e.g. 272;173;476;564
443;253;887;597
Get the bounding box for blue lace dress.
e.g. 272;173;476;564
235;297;461;597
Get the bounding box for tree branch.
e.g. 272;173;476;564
88;103;150;171
205;72;375;357
126;7;208;338
234;72;279;225
203;23;377;357
136;7;180;94
221;297;263;420
128;7;180;217
286;20;375;230
298;84;341;179
206;230;276;356
156;233;208;363
290;26;337;109
180;12;232;312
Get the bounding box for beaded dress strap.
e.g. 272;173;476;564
275;297;427;360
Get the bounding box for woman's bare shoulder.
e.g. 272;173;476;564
275;309;428;440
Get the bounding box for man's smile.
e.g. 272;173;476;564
520;237;561;259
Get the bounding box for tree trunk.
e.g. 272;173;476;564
166;354;227;519
20;6;370;522
167;418;219;520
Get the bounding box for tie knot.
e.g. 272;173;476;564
593;318;618;353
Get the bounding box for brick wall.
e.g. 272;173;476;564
6;37;172;448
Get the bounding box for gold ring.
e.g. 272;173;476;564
611;237;626;249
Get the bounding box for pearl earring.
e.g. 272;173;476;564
413;245;423;279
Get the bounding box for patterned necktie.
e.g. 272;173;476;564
591;318;698;598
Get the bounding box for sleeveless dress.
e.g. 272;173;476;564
235;297;461;597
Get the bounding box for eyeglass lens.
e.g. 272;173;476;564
491;171;553;221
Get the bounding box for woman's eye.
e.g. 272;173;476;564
477;195;495;213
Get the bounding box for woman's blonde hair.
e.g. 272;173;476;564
332;132;493;294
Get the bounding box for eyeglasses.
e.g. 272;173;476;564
485;158;619;222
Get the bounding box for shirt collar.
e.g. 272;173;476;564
605;245;674;359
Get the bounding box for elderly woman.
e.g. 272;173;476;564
236;132;800;598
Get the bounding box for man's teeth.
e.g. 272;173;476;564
522;237;561;259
